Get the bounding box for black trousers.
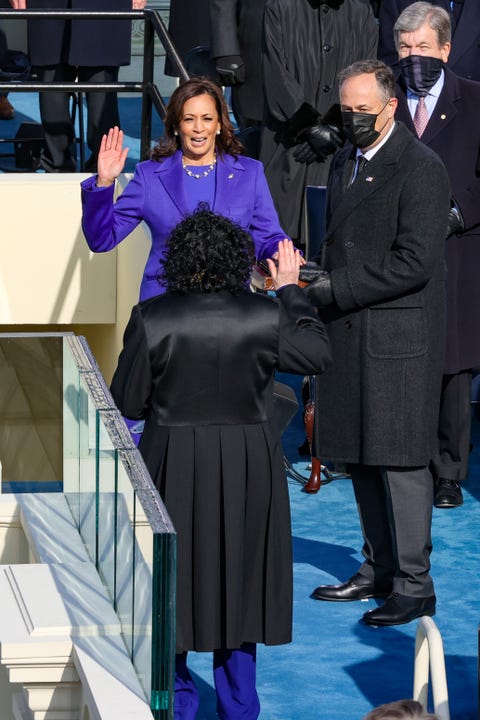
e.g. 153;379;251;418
349;464;434;598
430;370;472;483
37;64;120;172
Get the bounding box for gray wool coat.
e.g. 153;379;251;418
313;122;451;467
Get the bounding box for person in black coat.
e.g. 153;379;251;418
306;60;451;626
259;0;378;245
209;0;267;130
111;211;331;719
392;1;480;507
378;0;480;80
165;0;212;78
9;0;146;171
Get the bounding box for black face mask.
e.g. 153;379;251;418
341;101;390;149
399;55;444;96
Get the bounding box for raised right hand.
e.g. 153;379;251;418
96;126;129;186
267;239;301;290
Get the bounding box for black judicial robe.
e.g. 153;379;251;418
111;285;331;653
259;0;378;243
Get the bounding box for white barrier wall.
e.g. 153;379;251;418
0;173;150;382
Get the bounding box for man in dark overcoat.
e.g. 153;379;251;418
308;60;451;626
392;2;480;508
209;0;266;130
9;0;145;171
259;0;378;244
378;0;480;80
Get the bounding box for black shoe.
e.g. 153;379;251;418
361;592;436;626
434;478;463;508
311;573;392;602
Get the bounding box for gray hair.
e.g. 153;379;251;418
394;2;451;50
338;59;396;104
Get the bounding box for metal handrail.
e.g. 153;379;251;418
0;8;189;162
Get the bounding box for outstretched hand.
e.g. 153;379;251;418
267;239;302;290
97;127;129;186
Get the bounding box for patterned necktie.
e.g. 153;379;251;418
350;155;368;185
413;96;429;137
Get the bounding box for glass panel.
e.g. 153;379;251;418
62;334;81;523
1;334;176;719
115;453;137;660
0;334;63;490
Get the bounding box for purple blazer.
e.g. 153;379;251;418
81;151;288;301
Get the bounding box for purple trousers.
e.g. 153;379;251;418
174;643;260;720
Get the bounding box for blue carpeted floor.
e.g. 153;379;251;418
2;92;479;720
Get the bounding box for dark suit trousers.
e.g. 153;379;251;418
38;64;120;171
349;464;434;598
430;370;472;482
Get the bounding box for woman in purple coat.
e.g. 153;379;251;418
81;77;288;301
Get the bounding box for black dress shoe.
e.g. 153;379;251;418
434;478;463;508
312;573;392;602
361;592;436;626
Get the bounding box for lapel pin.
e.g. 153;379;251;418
365;176;374;182
441;114;446;120
228;173;234;179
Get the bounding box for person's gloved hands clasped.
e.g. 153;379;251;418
215;56;245;85
304;123;343;161
303;270;334;307
293;141;317;164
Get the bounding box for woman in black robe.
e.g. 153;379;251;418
110;209;331;719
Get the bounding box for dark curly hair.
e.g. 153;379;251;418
159;206;255;294
151;77;244;160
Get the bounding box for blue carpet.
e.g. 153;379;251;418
1;93;478;719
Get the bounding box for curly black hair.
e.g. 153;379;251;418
159;206;255;294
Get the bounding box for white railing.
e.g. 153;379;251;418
413;616;450;720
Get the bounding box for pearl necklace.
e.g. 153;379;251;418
182;154;216;179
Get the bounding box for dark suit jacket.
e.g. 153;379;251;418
396;67;480;372
313;122;451;466
26;0;132;67
378;0;480;81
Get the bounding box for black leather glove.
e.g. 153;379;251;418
293;141;317;165
214;55;245;85
303;270;334;307
447;203;464;237
299;261;325;283
303;122;344;161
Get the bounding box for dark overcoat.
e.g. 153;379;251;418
209;0;267;124
396;68;480;373
313;122;451;466
378;0;480;81
259;0;378;242
111;287;331;653
26;0;132;67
